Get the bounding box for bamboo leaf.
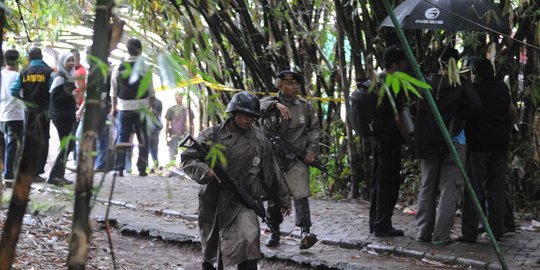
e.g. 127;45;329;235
391;74;400;94
136;69;153;99
183;37;193;61
157;53;181;88
206;143;228;168
86;55;109;77
394;71;432;89
59;135;77;150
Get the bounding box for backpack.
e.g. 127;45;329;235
347;80;380;137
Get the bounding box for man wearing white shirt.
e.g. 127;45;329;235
110;38;155;177
0;49;24;187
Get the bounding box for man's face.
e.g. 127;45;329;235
175;94;183;105
279;79;299;98
233;112;256;131
396;59;409;72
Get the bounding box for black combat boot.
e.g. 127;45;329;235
202;260;223;270
202;261;216;270
265;224;280;247
237;259;258;270
299;226;318;249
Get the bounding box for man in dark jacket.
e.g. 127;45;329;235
369;45;410;237
11;47;54;183
414;47;483;244
110;38;155;177
459;58;518;243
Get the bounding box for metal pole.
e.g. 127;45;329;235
381;1;508;269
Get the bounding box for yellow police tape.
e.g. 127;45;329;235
156;77;345;103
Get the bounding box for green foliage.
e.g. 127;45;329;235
384;71;429;98
399;157;420;204
309;119;353;199
157;53;184;89
459;32;484;49
29;200;54;214
137;70;153;99
59;135;77;150
309;167;324;196
371;71;429;115
205;142;228;168
139;107;159;134
523;76;540;107
508;134;540;217
2;193;10;206
86;55;109;78
6;0;83;42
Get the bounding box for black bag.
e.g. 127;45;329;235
347;80;380;137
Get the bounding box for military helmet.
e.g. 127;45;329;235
226;91;260;117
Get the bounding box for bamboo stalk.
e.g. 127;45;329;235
67;1;116;269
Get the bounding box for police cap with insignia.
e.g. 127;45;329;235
276;69;301;82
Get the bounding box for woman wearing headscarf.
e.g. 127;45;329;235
47;52;77;186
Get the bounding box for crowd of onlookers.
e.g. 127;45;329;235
369;45;518;244
0;38;193;187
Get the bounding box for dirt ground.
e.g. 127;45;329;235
0;211;313;270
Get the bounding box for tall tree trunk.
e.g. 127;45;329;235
67;1;115;269
0;1;42;267
0;117;39;269
0;0;4;68
335;0;360;199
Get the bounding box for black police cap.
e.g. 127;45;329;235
276;69;301;81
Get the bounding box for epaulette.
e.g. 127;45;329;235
297;96;309;103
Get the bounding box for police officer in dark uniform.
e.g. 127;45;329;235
182;92;290;270
11;47;54;183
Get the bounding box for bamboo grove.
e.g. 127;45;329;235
1;0;539;261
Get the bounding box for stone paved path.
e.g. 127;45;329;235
77;170;540;270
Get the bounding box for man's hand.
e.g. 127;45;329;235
111;108;118;118
281;206;292;217
303;150;315;164
276;102;291;120
76;108;84;121
205;169;221;183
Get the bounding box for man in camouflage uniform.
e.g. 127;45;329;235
260;69;320;249
182;92;290;270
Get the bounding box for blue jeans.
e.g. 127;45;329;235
95;121;109;169
115;110;149;173
95;106;112;170
168;135;183;163
0;120;24;179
